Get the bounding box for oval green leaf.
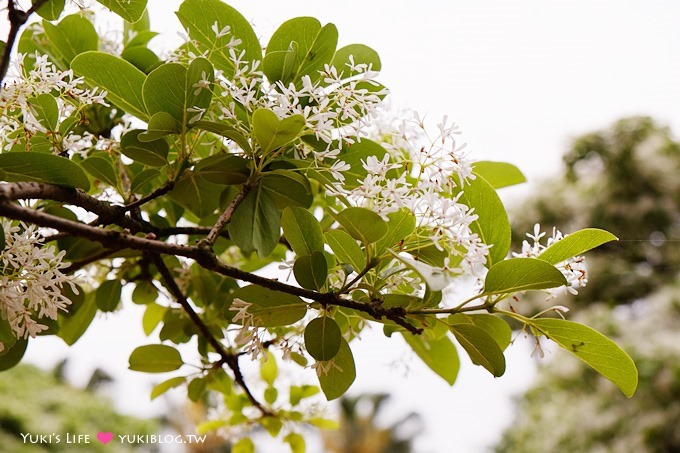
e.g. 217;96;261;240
128;344;184;373
230;285;307;327
294;251;328;290
0;152;90;190
457;174;510;265
451;323;506;377
305;317;342;362
402;332;460;385
325;229;366;271
281;206;325;256
95;280;122;312
227;186;281;257
537;228;618;265
71;51;148;120
484;257;567;295
472;161;526;189
529;318;638;398
96;0;148;22
316;338;355;400
333;207;387;244
252;108;306;155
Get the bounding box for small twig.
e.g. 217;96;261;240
150;253;272;416
123;180;175;212
202;184;250;246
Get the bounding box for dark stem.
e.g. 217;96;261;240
150;253;272;416
123;180;175;212
202;184;251;246
0;0;50;84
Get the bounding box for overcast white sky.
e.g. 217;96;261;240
13;1;680;452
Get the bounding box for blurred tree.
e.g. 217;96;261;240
512;116;680;305
497;117;680;452
0;363;158;452
323;393;423;453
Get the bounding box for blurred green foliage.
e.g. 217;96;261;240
0;363;158;452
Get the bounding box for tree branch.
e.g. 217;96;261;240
0;193;423;334
150;253;272;416
202;184;251;246
123;180;175;212
1;0;50;84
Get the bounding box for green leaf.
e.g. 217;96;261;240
261;170;313;209
528;318;638;398
142;303;167;335
457;174;510;265
121;129;169;166
0;319;16;351
484;257;567;295
305;316;341;362
232;437;255;453
185;57;214;123
58;294;97;345
472;161;526;189
0;153;90;190
42;14;98;64
331;44;381;79
81;155;118;187
192;120;251;153
96;0;147;22
130;168;160;193
71;52;148;120
143;63;187;123
252;108;305;155
402;332;459;385
263;17;338;85
451;323;506;377
260;350;278;385
537;228;618;265
132;280;158;305
193;154;249;185
95;280;122;312
150;376;186;400
284;432;306;453
176;0;261;78
167;172;223;218
316;338;356;400
333;207;387;244
34;0;65;21
128;344;184;373
28;93;59;131
231;285;307;327
376;208;416;253
289;384;319;405
121;46;160;73
449;313;512;351
139;112;181;141
294;251;328;290
325;229;366;271
0;339;28;371
281;207;325;256
228;186;281;257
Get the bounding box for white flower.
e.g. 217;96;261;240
0;220;76;349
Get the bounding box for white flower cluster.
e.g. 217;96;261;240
0;53;108;152
0;220;76;351
514;223;588;295
358;111;488;276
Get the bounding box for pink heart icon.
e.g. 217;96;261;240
97;432;114;444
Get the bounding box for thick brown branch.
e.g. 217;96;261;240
0;182;145;231
202;184;251;246
150;253;272;416
0;194;422;334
